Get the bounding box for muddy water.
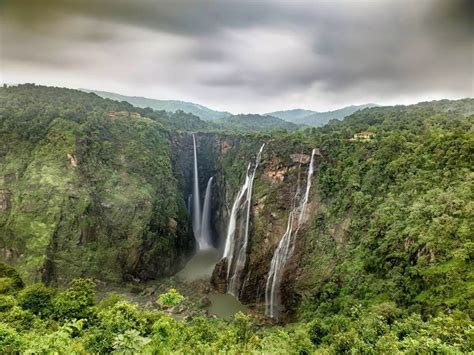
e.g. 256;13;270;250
207;293;249;319
177;249;220;282
176;249;248;318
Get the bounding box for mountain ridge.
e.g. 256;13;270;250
81;89;232;121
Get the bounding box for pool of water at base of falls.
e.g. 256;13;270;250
176;248;249;319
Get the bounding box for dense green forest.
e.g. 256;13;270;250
0;85;473;353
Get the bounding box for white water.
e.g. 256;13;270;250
223;144;265;297
192;134;211;250
200;177;214;249
265;149;316;319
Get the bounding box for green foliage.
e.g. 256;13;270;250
0;263;24;294
18;283;55;317
0;85;472;353
214;113;299;132
0;295;16;313
0;322;22;353
0;84;189;283
112;329;151;354
298;99;474;323
53;279;96;321
157;288;185;307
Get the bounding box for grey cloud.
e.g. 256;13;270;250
0;0;472;112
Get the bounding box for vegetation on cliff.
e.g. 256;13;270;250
0;84;195;284
0;84;472;352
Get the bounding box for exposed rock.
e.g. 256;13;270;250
211;258;228;293
255;196;267;214
290;153;310;164
200;296;211;307
329;216;350;247
67;153;77;167
143;287;157;296
3;173;17;183
168;218;178;233
220;139;232;154
0;190;12;212
264;168;286;183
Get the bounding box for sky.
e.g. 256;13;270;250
0;0;472;114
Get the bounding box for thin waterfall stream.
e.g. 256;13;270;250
222;144;265;297
200;176;214;249
265;149;316;319
192;134;203;248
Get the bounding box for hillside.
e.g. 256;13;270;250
267;104;377;126
215;114;300;132
82;89;232;121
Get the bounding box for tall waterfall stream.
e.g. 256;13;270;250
265;149;316;319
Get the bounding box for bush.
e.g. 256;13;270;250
308;318;328;345
97;293;124;310
3;306;39;332
53;278;96;321
0;295;17;312
112;329;151;354
0;264;24;294
0;322;23;352
97;301;146;335
18;283;55;317
157;288;185;308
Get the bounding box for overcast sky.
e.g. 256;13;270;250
1;0;472;113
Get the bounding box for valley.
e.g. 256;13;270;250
0;84;472;353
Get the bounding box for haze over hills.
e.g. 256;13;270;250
82;89;232;121
83;89;380;128
266;104;378;126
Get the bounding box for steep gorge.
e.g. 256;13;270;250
1;86;472;327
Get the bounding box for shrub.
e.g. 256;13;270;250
97;301;147;335
0;295;17;312
97;293;124;310
157;288;185;308
3;306;39;332
18;283;55;317
0;322;23;352
0;263;24;294
53;278;96;321
308;318;328;345
112;329;151;354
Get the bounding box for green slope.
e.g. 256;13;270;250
82;89;232;121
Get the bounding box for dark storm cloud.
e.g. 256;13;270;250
0;0;472;112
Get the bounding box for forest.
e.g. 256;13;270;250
0;84;473;353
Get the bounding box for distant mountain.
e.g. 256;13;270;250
215;114;299;132
267;104;378;127
81;89;232;121
265;109;317;121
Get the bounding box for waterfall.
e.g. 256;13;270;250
265;149;316;318
223;144;265;297
192;134;204;249
200;177;214;249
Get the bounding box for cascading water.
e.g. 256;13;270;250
265;149;316;318
223;144;265;297
192;134;211;250
200;177;214;249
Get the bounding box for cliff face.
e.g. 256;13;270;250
204;135;320;319
0;86;195;285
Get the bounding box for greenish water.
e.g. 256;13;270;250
207;293;249;319
176;248;248;318
176;249;220;282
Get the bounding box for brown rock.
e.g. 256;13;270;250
211;258;228;293
0;190;12;212
290;153;310;164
